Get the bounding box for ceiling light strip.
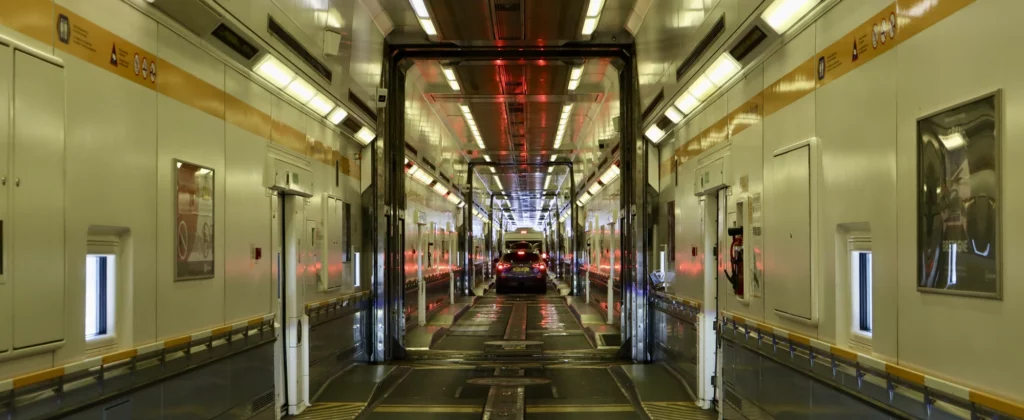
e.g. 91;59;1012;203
252;54;377;145
651;52;744;144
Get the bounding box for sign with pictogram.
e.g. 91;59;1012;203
175;160;216;281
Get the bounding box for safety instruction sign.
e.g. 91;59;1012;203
53;6;157;89
175;160;216;281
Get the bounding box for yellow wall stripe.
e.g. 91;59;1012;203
662;0;976;174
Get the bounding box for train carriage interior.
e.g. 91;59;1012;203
0;0;1020;419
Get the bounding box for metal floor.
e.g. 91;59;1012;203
293;282;715;420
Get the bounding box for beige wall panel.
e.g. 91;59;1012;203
155;93;227;337
815;51;897;352
895;0;1024;397
57;53;159;361
223;69;273;323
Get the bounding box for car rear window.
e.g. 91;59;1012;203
502;252;540;262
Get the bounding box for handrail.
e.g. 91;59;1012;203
648;292;1023;419
0;314;276;414
305;290;371;315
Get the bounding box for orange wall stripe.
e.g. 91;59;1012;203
211;325;233;336
225;93;273;139
830;346;858;363
158;60;225;120
661;0;976;174
13;367;64;389
44;4;357;180
0;0;52;45
271;120;309;156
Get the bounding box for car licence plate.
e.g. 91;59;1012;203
514;267;530;273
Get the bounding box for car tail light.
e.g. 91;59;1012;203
497;262;510;271
541;252;548;259
517;251;525;256
532;262;546;271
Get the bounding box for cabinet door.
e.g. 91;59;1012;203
12;51;65;348
770;146;812;320
0;45;10;352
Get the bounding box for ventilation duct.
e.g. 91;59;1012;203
146;0;263;67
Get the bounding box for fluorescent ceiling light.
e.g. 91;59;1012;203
446;194;462;205
588;183;602;195
665;106;684;123
939;132;967;150
599;164;620;184
674;92;700;115
442;67;456;81
307;94;334;116
254;55;295;88
419;18;437;35
448;80;460;91
411;168;434;185
284;78;316;103
493;176;504;190
327;107;349;124
562;104;573;114
687;75;716;101
355;127;376;144
432;183;449;196
707;53;741;87
586;0;605;17
406;163;419;175
548;167;554;173
484;155;492;162
550;155;558;162
761;0;820;34
409;0;430;18
570;67;584;80
460;104;472;114
544;176;551;190
568;79;580;91
582;17;598;35
644;125;666;143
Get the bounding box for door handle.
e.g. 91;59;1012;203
296;319;303;345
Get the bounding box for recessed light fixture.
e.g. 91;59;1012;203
761;0;821;34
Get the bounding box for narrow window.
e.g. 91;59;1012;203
335;160;340;187
343;202;352;262
667;201;676;262
852;250;873;335
86;254;115;341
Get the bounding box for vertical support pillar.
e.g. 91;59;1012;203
282;195;308;414
618;47;650;362
462;165;473;296
608;221;616;325
697;193;720;409
416;224;426;326
568;163;579;296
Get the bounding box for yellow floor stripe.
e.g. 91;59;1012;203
292;402;364;420
527;404;636;413
643;402;716;420
374;404;482;413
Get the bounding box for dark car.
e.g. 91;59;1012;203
495;250;547;294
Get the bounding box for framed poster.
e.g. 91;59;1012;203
175;160;215;281
916;91;1000;298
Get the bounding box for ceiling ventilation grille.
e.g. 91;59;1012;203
730;26;768;61
676;17;726;81
267;17;332;82
348;90;378;121
494;0;524;41
641;89;664;124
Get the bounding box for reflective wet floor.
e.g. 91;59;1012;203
296;283;714;420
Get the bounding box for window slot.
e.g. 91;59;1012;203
86;254;115;341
